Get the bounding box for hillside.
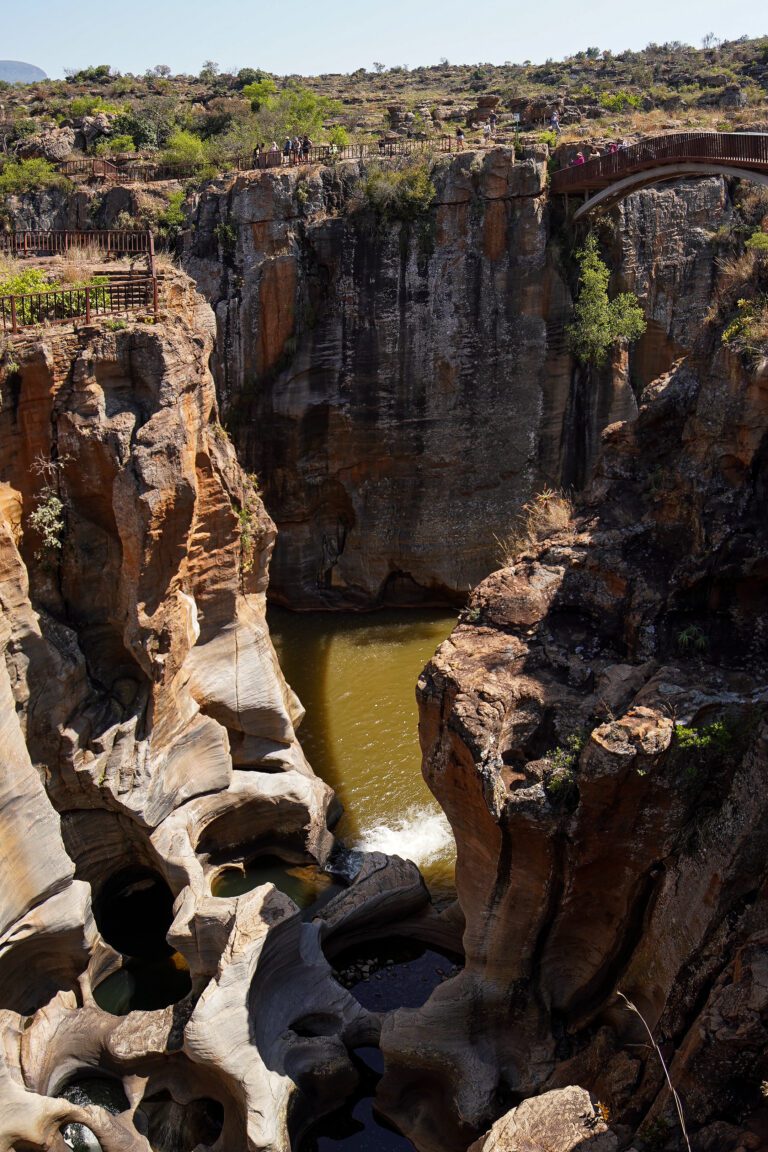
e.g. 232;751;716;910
0;60;48;84
0;38;766;166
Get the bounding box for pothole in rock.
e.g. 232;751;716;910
61;1125;102;1151
136;1091;225;1152
92;953;191;1016
330;939;463;1012
93;867;174;959
297;1047;415;1151
211;854;343;912
59;1075;129;1151
91;867;191;1015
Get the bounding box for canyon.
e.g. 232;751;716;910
0;146;766;1152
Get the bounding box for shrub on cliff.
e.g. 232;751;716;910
567;234;646;366
362;160;436;223
160;129;207;169
0;158;69;194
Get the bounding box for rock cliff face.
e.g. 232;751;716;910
2;160;764;1152
0;279;432;1151
377;332;768;1150
182;154;727;609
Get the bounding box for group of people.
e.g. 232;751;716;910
455;110;499;151
251;137;313;167
569;139;630;166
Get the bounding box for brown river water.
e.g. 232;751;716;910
268;608;458;895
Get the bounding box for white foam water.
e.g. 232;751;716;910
355;806;455;868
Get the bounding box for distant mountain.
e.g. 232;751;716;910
0;61;48;84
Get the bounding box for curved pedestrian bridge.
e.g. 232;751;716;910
551;131;768;218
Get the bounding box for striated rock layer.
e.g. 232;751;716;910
0;276;431;1151
378;336;768;1150
182;153;726;609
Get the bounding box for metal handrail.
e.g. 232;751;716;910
551;131;768;194
0;229;153;256
54;136;462;184
0;276;158;333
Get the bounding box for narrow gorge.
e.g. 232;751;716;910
1;142;767;1152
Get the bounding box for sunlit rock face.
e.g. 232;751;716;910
0;276;378;1152
377;342;768;1150
183;155;725;609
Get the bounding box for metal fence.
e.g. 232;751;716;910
0;276;158;333
551;131;768;194
54;137;462;185
0;229;154;259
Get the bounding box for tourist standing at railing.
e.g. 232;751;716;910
456;127;465;151
482;122;492;144
571;151;585;166
550;111;561;135
302;135;311;162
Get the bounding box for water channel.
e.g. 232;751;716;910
268;608;458;895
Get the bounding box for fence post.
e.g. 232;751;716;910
85;286;91;325
148;231;156;278
10;296;17;334
152;277;158;320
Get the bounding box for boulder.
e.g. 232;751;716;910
17;125;76;161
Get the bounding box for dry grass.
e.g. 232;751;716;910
151;249;178;270
498;487;573;565
57;242;105;284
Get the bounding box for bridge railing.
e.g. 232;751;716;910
551;132;768;194
0;276;158;334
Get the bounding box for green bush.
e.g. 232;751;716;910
599;90;641;112
670;719;739;784
67;64;113;84
94;134;134;156
242;77;278;111
567;234;647;366
160;129;207;169
28;487;65;560
328;125;350;147
157;190;186;241
0;267;51;297
544;731;587;807
69;95;123;118
362;161;436;223
113;96;180;150
0;159;68;195
745;230;768;252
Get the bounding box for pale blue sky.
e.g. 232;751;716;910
5;0;767;79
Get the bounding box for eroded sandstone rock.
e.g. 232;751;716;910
0;276;377;1151
468;1087;618;1152
377;331;768;1147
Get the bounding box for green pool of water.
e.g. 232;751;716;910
93;954;191;1016
211;856;340;908
268;609;457;894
